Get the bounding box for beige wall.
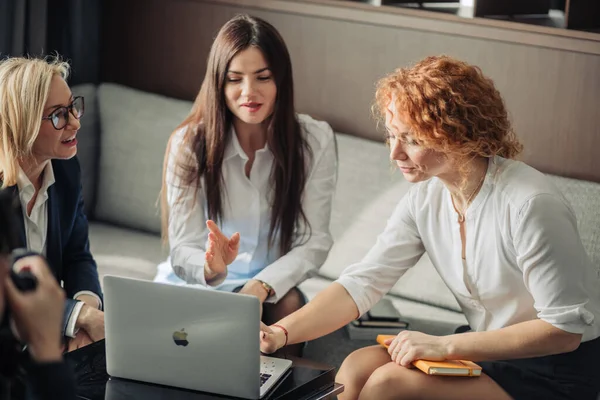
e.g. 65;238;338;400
103;0;600;182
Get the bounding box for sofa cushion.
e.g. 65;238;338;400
71;84;99;217
95;84;193;234
548;175;600;266
89;222;167;286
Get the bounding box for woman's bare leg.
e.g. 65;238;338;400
335;345;513;400
336;346;391;400
359;359;513;400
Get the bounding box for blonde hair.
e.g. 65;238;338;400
0;55;70;188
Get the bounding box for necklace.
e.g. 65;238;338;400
451;169;486;224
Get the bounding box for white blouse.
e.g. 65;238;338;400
17;163;55;255
337;156;600;342
157;114;337;302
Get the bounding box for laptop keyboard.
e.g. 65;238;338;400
259;373;272;387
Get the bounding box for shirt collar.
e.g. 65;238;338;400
17;162;56;196
224;126;246;161
224;125;270;162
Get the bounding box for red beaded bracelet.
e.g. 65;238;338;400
271;324;288;347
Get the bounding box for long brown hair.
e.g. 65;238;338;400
161;14;311;255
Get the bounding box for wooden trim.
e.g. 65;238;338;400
195;0;600;55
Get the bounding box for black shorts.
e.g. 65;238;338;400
480;336;600;400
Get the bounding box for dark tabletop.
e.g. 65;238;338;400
65;340;342;400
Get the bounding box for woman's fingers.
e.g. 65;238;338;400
206;219;218;232
260;321;273;334
207;221;240;247
4;276;23;308
230;232;240;248
206;220;227;241
388;337;399;356
399;347;416;367
260;332;278;354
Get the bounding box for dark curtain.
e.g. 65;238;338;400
0;0;102;85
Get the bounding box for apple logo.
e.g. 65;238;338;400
172;328;189;346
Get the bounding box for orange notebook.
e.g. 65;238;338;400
376;335;482;377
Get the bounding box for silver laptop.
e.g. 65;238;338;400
103;275;292;399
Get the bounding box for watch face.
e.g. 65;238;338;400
259;281;273;296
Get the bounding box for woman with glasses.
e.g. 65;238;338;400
0;56;104;352
155;15;337;356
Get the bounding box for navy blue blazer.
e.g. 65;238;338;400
9;157;103;337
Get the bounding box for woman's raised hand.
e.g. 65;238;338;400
204;220;240;277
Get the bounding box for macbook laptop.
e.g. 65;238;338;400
103;275;292;399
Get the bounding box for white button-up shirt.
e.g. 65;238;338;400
17;163;55;255
337;156;600;342
16;162;101;337
158;114;337;302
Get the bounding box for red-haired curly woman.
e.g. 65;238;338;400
259;56;600;400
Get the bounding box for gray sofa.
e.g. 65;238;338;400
75;83;600;368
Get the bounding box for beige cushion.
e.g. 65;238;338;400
95;84;192;234
548;175;600;267
89;222;167;287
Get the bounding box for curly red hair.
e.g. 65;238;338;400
375;55;522;160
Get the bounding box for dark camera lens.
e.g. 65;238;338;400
9;269;37;292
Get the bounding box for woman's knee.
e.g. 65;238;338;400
337;346;391;399
278;287;305;312
359;363;426;400
337;349;369;384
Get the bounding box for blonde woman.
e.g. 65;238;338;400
0;56;104;351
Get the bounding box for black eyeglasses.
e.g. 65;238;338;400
41;96;85;130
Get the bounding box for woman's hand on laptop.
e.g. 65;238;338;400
205;220;240;277
260;322;286;354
